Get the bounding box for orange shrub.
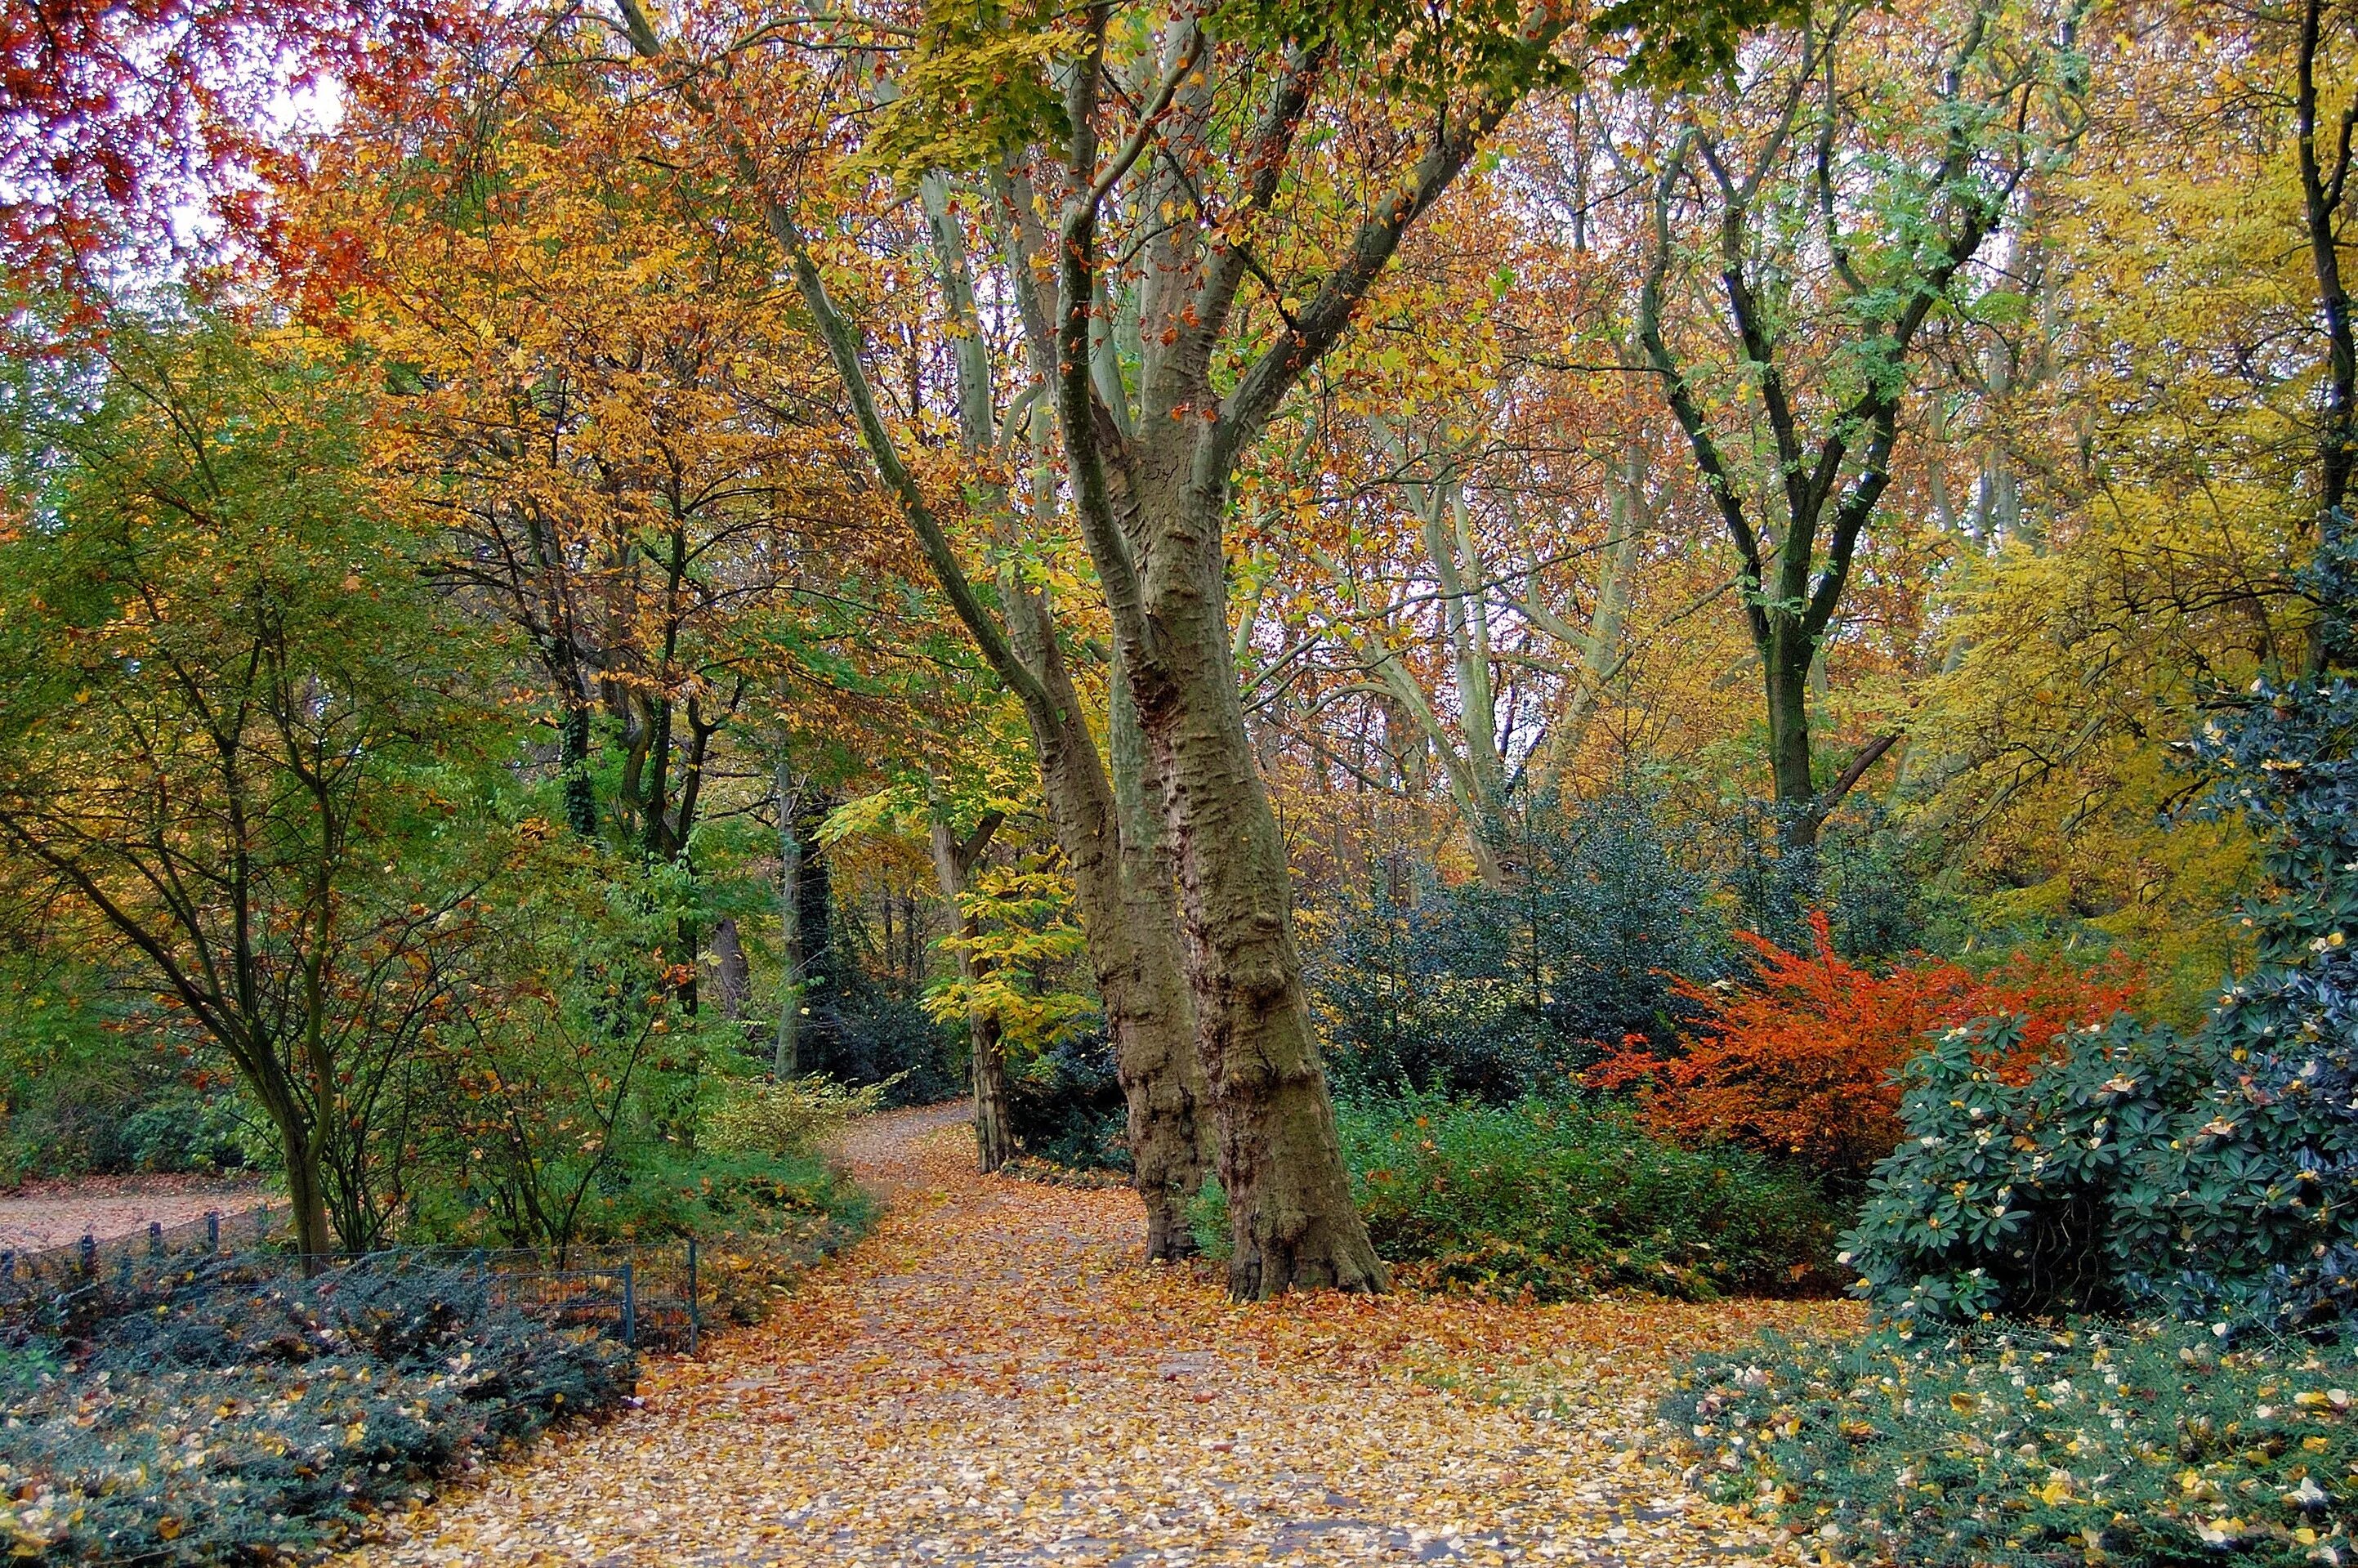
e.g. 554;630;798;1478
1587;914;2142;1179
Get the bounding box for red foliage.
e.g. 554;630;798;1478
0;0;471;331
1588;914;2142;1179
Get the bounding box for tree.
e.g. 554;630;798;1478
0;310;494;1261
596;0;1217;1259
1623;0;2085;847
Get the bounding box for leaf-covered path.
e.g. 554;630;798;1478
352;1106;1854;1566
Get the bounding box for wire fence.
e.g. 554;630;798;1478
0;1205;717;1353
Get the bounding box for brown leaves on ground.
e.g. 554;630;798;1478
346;1104;1856;1566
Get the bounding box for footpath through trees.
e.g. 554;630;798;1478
347;1106;1851;1566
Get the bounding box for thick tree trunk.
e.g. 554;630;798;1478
1126;488;1386;1299
1017;612;1209;1259
1107;652;1212;1258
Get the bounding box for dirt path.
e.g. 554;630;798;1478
0;1173;273;1253
353;1104;1851;1567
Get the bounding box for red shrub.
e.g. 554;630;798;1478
1588;914;2141;1179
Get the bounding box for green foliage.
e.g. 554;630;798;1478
1840;1017;2199;1326
1668;1320;2358;1566
1004;1035;1130;1172
924;853;1097;1054
1315;789;1729;1103
705;1075;900;1160
858;0;1072;178
1843;618;2358;1334
0;1258;636;1563
1194;1092;1836;1300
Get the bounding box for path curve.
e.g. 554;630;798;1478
352;1103;1849;1566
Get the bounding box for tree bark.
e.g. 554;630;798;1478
284;1129;334;1274
1012;602;1210;1257
1123;480;1387;1297
707;915;749;1021
792;789;838;1074
773;755;802;1077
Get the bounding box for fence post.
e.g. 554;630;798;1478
686;1237;699;1356
254;1207;266;1245
148;1222;163;1260
78;1235;95;1277
206;1212;220;1253
621;1262;636;1348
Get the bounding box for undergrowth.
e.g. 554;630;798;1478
1668;1320;2358;1566
1190;1092;1838;1301
0;1257;636;1563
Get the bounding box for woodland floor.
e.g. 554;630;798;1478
346;1104;1859;1567
0;1172;271;1252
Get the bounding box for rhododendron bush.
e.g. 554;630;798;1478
1590;914;2142;1179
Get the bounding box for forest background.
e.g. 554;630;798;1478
0;0;2347;1301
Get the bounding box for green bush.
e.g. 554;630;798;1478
1193;1093;1838;1301
1668;1320;2358;1566
1846;654;2358;1335
1005;1034;1130;1171
704;1074;899;1160
0;1256;635;1562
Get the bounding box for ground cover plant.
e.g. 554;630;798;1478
1668;1320;2358;1566
0;1258;636;1563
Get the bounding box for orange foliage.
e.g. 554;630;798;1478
1588;915;2142;1178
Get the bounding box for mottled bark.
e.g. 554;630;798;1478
1120;478;1387;1296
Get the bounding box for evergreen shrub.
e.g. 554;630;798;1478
0;1258;634;1562
1844;668;2358;1333
1668;1320;2358;1567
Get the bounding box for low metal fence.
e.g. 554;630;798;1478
0;1208;713;1353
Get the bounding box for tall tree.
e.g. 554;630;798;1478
0;312;493;1261
1624;0;2084;847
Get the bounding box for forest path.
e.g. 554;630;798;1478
353;1103;1850;1567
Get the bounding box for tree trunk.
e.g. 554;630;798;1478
707;915;749;1021
285;1133;334;1275
774;757;802;1077
1015;605;1210;1258
971;1012;1014;1169
1763;623;1819;850
927;799;1013;1173
791;790;838;1074
1126;485;1386;1299
1107;649;1212;1259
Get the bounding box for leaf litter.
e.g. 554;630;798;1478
346;1104;1856;1566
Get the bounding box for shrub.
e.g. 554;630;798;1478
1004;1034;1130;1171
1192;1093;1838;1301
0;1256;635;1562
705;1074;899;1159
1839;1017;2201;1325
1667;1319;2358;1567
1845;664;2358;1333
1315;789;1728;1104
1590;915;2141;1182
